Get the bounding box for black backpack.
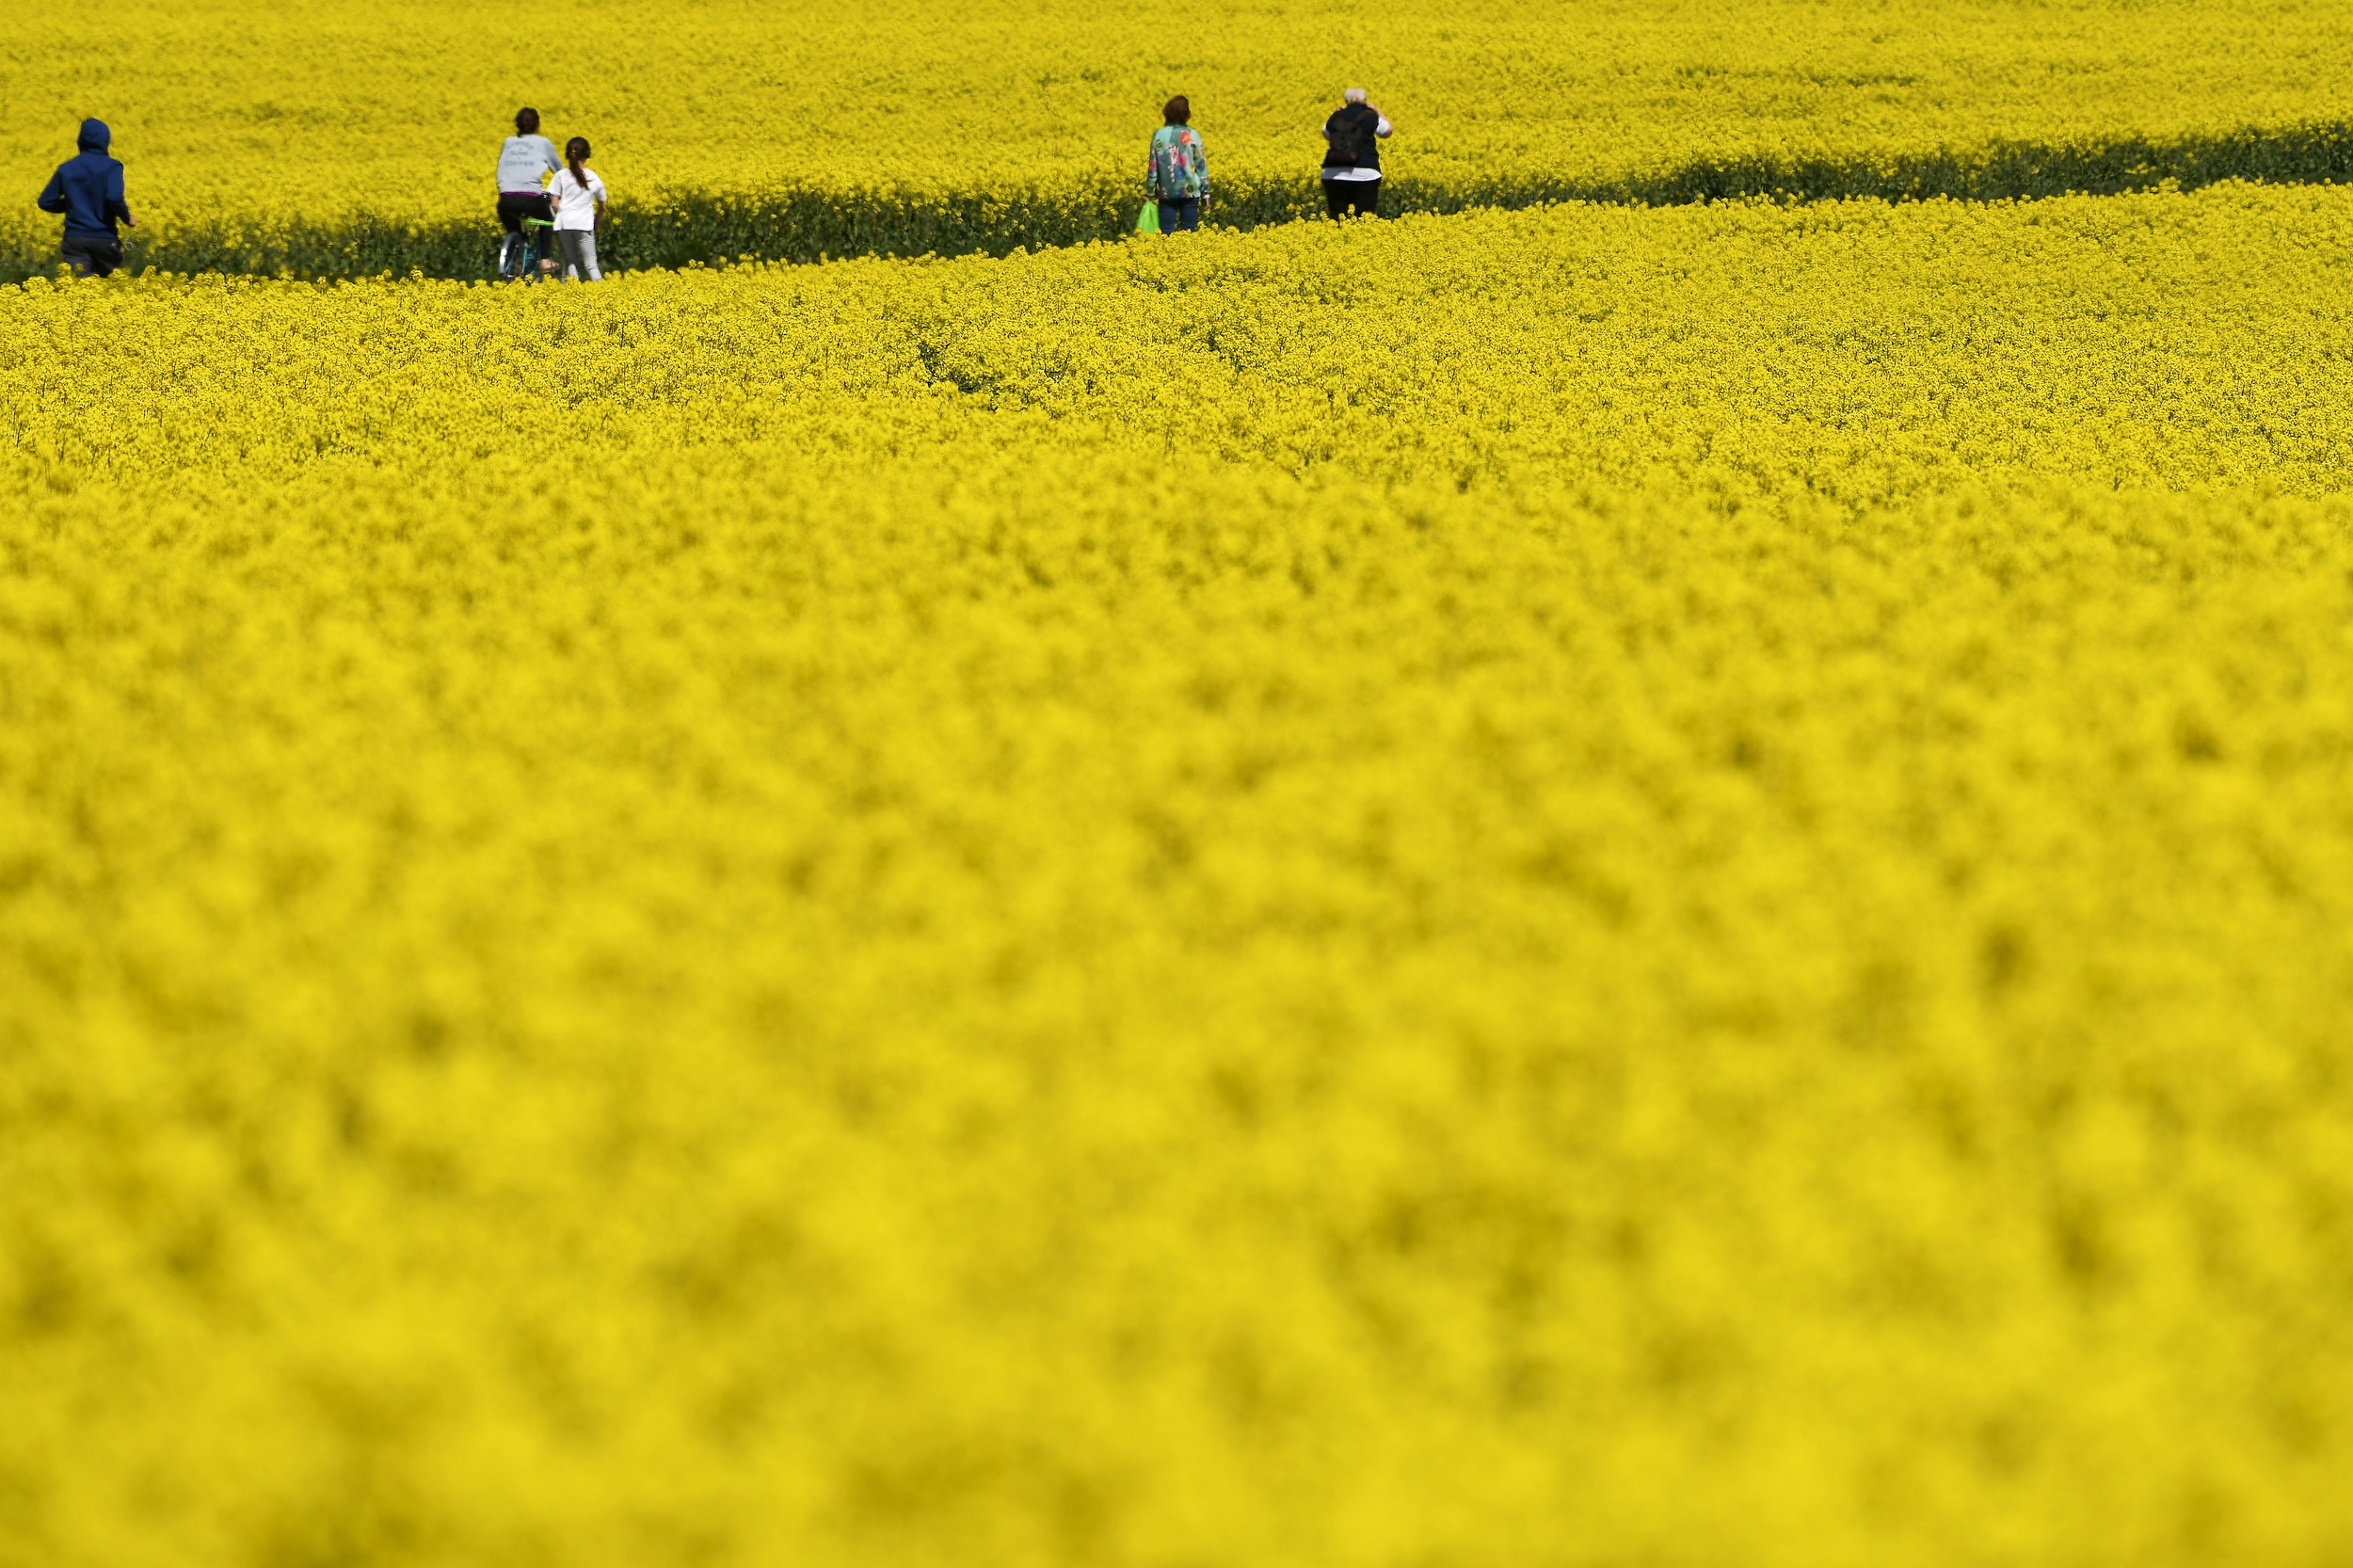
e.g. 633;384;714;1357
1327;105;1372;166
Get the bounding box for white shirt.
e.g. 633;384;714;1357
549;168;607;230
497;134;560;193
1321;113;1392;180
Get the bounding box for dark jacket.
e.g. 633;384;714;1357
1321;104;1382;173
38;120;132;236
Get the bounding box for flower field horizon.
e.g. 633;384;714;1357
6;37;2353;1568
8;0;2353;277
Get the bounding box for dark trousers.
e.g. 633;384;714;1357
61;231;122;278
498;192;556;267
1323;179;1382;220
1157;196;1201;232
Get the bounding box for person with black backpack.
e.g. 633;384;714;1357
1320;88;1392;220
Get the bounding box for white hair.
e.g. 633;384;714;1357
1344;88;1368;104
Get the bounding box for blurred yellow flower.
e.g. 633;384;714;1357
3;164;2350;1566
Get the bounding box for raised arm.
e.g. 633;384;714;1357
37;169;66;214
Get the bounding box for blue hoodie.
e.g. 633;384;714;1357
38;120;133;237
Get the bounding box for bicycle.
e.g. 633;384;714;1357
497;215;557;282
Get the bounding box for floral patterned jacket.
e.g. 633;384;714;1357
1145;125;1208;199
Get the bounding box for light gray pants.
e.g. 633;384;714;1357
557;230;601;281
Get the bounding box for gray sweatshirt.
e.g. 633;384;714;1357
497;135;560;193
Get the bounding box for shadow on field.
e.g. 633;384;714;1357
8;119;2352;284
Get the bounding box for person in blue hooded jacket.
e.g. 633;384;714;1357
37;120;136;278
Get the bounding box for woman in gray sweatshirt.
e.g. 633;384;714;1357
496;107;562;275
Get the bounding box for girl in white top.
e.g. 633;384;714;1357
550;136;609;281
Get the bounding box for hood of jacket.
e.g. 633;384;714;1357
77;119;110;152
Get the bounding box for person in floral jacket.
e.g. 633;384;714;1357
1145;97;1209;232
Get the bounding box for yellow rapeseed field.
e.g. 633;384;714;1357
15;184;2353;499
6;181;2353;1564
8;0;2353;273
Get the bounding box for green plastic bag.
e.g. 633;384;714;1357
1136;200;1161;235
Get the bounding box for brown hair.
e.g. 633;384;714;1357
1163;96;1190;125
515;106;539;136
566;136;592;196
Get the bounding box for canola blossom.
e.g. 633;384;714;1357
13;185;2353;500
5;182;2353;1563
8;0;2353;276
